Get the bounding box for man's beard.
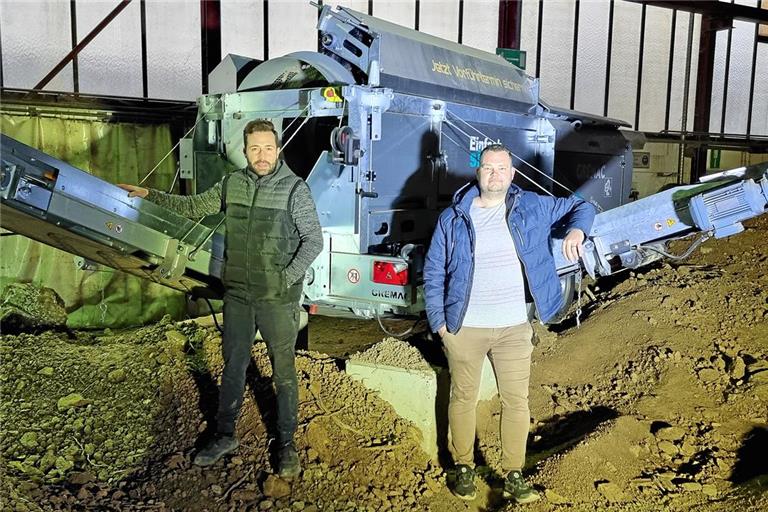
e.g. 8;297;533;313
248;159;278;175
483;181;506;193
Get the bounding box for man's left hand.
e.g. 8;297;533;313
562;229;586;262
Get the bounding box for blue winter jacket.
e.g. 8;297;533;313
424;181;596;333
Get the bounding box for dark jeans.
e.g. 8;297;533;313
217;293;300;445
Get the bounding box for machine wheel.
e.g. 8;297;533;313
553;273;578;322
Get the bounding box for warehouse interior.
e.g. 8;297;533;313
1;1;766;511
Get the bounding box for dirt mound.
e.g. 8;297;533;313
349;337;432;372
0;283;68;333
1;318;465;511
493;215;768;511
0;316;201;507
2;217;766;511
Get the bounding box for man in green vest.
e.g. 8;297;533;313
119;119;323;477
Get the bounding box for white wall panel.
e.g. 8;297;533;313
752;43;768;136
638;6;672;132
709;29;728;132
334;0;369;14
145;0;201;101
538;0;575;108
685;14;701;132
606;0;641;126
519;0;539;74
461;0;499;53
1;0;760;138
418;0;459;42
221;0;265;60
667;12;689;132
667;13;700;132
722;20;755;134
76;0;143;97
573;0;609;116
373;0;415;29
1;1;73;91
268;0;317;57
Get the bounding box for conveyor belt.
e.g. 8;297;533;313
0;134;224;296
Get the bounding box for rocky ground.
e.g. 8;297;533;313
1;215;766;511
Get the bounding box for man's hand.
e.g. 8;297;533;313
437;325;448;338
562;228;586;262
117;184;149;198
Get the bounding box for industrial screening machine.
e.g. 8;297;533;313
2;4;767;322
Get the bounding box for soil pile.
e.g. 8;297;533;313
486;215;767;511
0;317;201;509
349;337;432;372
1;320;462;511
0;283;67;332
1;216;766;511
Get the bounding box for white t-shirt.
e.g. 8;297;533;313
462;200;528;328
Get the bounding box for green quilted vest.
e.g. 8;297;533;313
221;162;302;303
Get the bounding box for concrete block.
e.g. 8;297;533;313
346;355;498;459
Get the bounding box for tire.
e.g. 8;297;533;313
552;273;577;323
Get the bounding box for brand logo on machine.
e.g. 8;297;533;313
371;289;406;300
604;178;613;197
576;163;606;181
468;136;502;167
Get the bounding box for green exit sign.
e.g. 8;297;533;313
496;48;527;70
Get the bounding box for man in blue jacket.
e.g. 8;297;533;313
424;144;595;502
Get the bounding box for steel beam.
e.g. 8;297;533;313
200;0;222;95
140;0;148;98
691;15;719;181
624;0;768;25
643;130;768;152
33;0;133;91
0;89;195;125
497;0;523;50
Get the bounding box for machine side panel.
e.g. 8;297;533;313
361;109;439;253
439;103;555;197
549;119;634;211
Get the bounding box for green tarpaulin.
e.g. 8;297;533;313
1;112;187;328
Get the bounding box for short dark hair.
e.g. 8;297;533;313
243;119;280;149
478;143;513;164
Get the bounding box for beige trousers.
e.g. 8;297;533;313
441;323;534;471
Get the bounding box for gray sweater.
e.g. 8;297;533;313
147;167;323;286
